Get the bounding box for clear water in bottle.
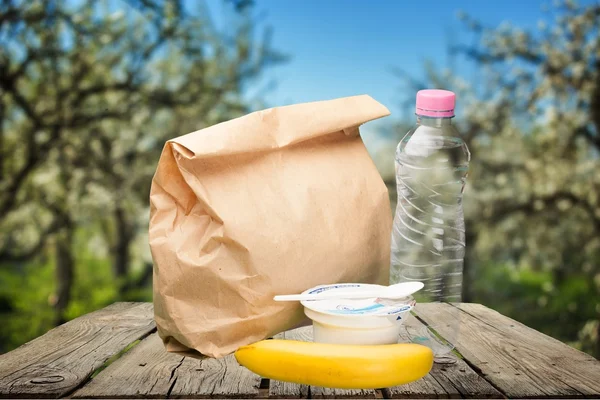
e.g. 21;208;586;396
391;89;470;361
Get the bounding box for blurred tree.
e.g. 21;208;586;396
390;0;600;357
0;0;284;349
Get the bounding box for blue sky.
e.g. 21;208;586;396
209;0;591;110
200;0;594;166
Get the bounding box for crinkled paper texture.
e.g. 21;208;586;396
149;95;392;358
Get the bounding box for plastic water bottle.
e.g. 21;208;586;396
391;89;470;361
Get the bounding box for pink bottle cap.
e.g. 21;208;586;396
415;89;455;118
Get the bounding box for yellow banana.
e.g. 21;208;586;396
234;339;433;389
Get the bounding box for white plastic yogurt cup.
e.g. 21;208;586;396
301;283;415;345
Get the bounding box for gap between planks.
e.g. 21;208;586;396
416;302;600;399
0;302;156;399
388;310;503;399
64;302;600;399
269;322;501;399
73;332;262;398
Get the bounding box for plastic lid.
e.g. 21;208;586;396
300;283;415;317
415;89;455;117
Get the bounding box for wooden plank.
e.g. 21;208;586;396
74;332;261;398
268;379;308;399
310;386;378;399
385;362;453;399
417;302;600;398
73;333;184;398
0;302;155;399
388;313;453;399
269;327;377;399
167;349;261;398
386;313;502;399
422;362;503;399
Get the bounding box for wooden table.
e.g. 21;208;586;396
1;302;599;399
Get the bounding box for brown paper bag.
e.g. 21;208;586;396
149;95;392;358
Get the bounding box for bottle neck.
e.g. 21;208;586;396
416;116;452;127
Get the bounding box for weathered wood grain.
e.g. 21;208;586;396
0;302;155;399
386;313;503;399
424;362;503;399
4;301;599;399
73;333;183;398
388;313;455;399
417;302;600;398
74;333;261;398
269;380;308;399
310;386;378;399
167;349;261;398
385;364;452;399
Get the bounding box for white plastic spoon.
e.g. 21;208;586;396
273;281;424;302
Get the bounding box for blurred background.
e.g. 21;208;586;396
1;0;599;358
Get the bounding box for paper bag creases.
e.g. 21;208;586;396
149;95;392;358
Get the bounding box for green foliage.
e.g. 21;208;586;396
64;229;120;321
0;261;55;352
471;262;599;353
0;0;282;353
0;226;132;351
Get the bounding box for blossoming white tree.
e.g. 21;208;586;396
0;0;283;344
384;0;599;356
